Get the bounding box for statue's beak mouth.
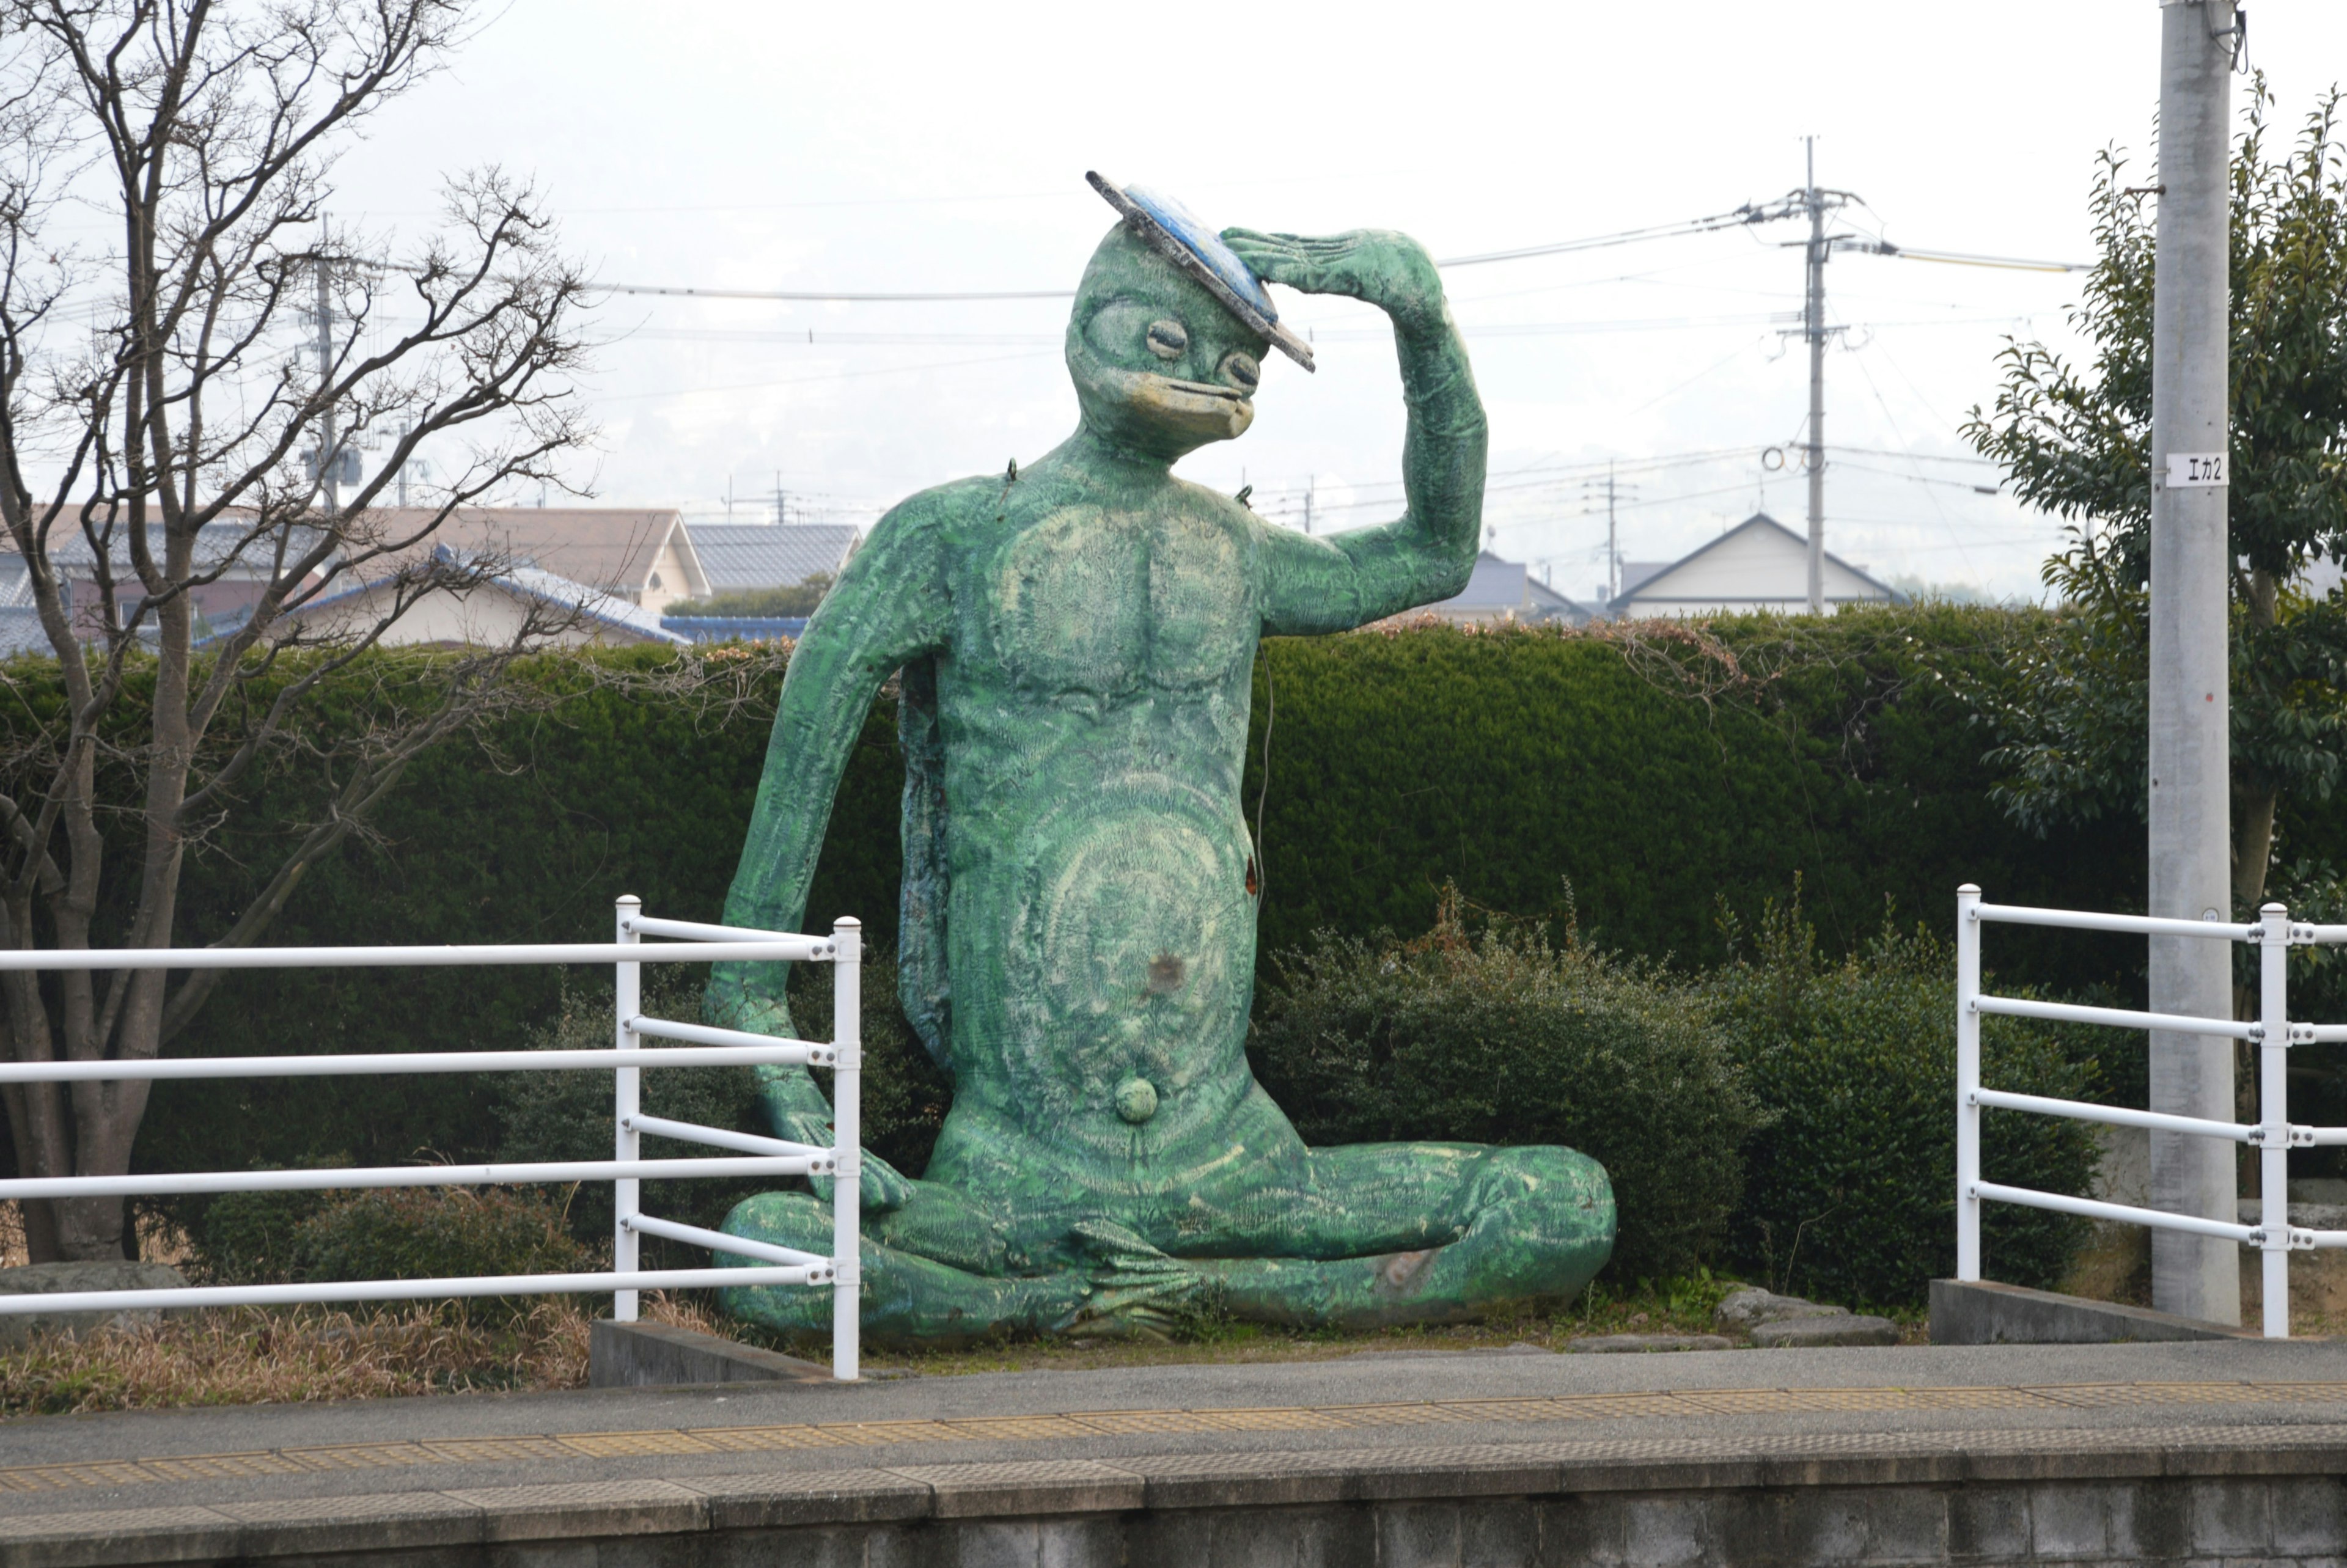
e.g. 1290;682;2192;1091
1134;374;1250;413
1123;372;1254;441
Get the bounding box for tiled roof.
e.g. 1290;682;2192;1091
1424;551;1591;621
663;616;807;643
684;524;859;593
0;607;48;658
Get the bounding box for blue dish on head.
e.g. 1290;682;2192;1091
1086;172;1315;372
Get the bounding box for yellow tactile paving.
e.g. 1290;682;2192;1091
2;1379;2343;1497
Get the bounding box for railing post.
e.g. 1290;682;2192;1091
2260;901;2291;1338
831;916;862;1381
614;895;641;1324
1957;884;1983;1282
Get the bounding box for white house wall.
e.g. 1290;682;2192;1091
301;582;648;648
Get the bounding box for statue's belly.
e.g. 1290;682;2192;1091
948;777;1257;1138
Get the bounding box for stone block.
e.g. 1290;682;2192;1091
2271;1476;2347;1556
1563;1333;1733;1354
0;1505;241;1567
2028;1482;2112;1559
440;1479;708;1542
1035;1515;1125;1568
209;1491;485;1558
1862;1485;1949;1562
588;1317;834;1387
0;1262;188;1348
1460;1498;1540;1568
1376;1501;1463;1567
2110;1478;2191;1561
1948;1485;2029;1561
1715;1286;1849;1334
680;1466;934;1530
1749;1314;1899;1348
889;1460;1144;1520
2187;1477;2272;1556
1614;1495;1711;1567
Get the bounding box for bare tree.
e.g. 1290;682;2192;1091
0;1;596;1261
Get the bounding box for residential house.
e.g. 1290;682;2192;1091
1610;513;1904;617
1409;551;1593;626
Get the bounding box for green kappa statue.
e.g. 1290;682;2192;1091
707;176;1614;1343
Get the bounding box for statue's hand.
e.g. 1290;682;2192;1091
708;964;916;1213
1221;227;1446;337
1057;1219;1208;1340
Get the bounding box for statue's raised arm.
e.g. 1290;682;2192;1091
1223;228;1487;633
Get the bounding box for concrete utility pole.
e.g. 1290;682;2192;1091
314;256;340;512
2147;0;2241;1324
1802;136;1829;614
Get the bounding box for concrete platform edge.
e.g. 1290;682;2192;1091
10;1427;2347;1567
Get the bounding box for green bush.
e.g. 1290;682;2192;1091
1248;890;1766;1283
292;1187;589;1324
196;1181;586;1324
1710;896;2101;1309
196;1185;336;1285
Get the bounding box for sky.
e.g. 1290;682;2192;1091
316;1;2347;604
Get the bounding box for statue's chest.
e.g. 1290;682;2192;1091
975;504;1255;699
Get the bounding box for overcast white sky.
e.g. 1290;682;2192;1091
326;1;2347;603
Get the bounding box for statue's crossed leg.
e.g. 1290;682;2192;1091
718;1141;1614;1345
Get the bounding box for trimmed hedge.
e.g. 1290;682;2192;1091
0;609;2171;1212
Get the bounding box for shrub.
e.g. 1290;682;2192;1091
196;1185;336;1286
1710;895;2101;1309
1248;889;1766;1282
289;1186;589;1325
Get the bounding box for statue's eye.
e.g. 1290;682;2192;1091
1145;320;1188;360
1220;351;1260;392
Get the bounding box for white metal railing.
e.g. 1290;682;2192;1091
0;895;863;1379
1957;883;2346;1339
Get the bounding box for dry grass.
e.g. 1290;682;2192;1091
0;1300;597;1418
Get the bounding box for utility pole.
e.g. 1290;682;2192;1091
1606;460;1621;603
314;256;340;512
1802;136;1829;614
774;472;788;527
1303;477;1315;537
2147;0;2241;1324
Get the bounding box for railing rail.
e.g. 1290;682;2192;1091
0;896;862;1380
1956;886;2345;1340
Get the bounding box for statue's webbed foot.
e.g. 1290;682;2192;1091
1056;1219;1211;1339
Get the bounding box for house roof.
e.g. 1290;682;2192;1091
685;523;860;594
0;607;48;658
1608;514;1906;614
257;548;686;647
354;508;688;594
1424;551;1592;621
15;521;333;579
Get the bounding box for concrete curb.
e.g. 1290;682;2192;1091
9;1424;2347;1567
1930;1278;2264;1344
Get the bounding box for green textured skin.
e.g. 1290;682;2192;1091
707;222;1614;1343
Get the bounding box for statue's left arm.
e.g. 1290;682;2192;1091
1222;229;1486;632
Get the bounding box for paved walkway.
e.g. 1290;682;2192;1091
6;1338;2347;1515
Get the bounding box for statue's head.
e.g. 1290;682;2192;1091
1066;225;1268;461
